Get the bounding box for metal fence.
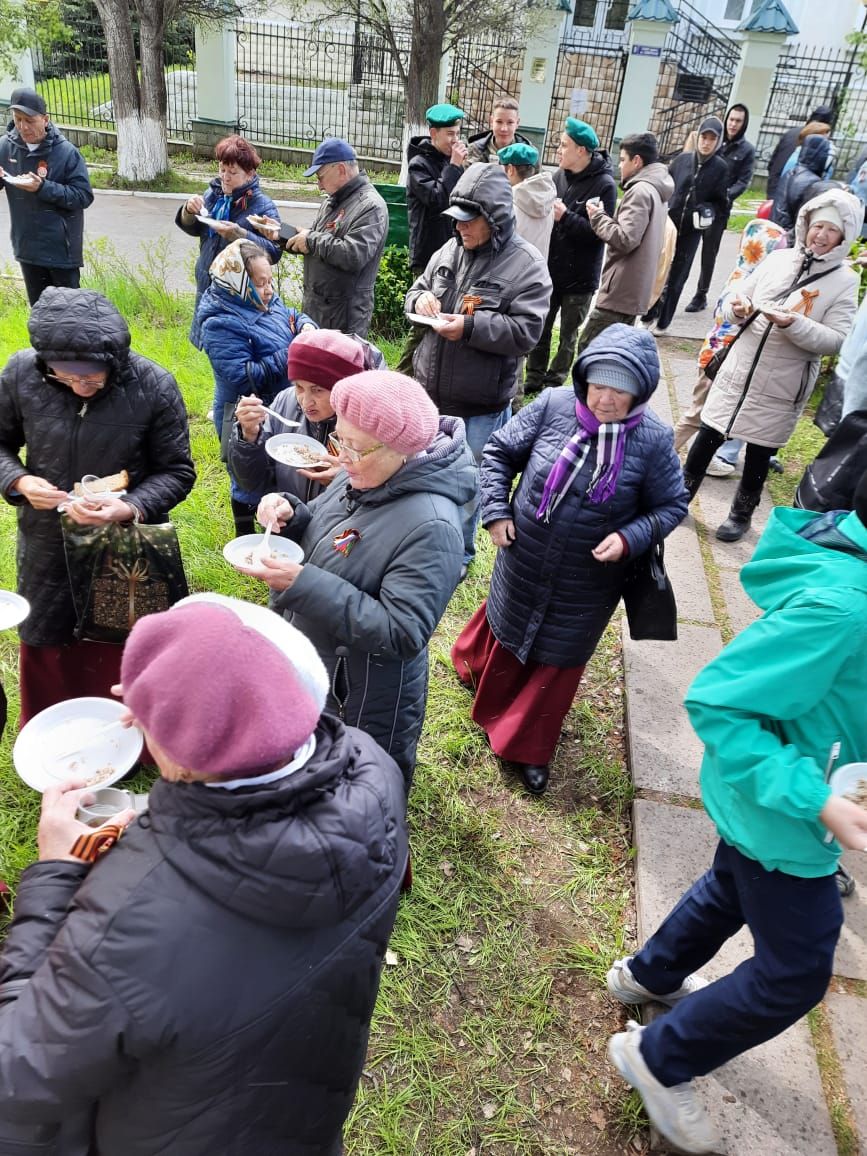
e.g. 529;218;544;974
758;43;867;179
446;33;525;140
31;15;196;141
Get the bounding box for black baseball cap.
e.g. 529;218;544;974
9;88;47;117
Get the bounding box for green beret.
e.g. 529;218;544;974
425;103;466;127
497;142;539;167
565;117;599;150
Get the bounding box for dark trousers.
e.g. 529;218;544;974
632;840;843;1086
574;306;636;357
657;227;702;329
697;212;729;296
18;263;81;306
685;424;778;493
525;289;593;388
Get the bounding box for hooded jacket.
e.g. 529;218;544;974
465;127;533;166
591;161;675;315
0;121;93;268
547;152;618;293
702;187;860;447
0;715;408;1156
0;288;195;647
667;136;729;232
687;506;867;878
767;106;834;198
301;173;389;338
772;135;833;234
404;164;552;418
481;326;688;667
274;416;477;777
511;171;557;258
406;135;464;269
719;103;755;205
175;174;281;346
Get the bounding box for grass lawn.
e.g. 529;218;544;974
0;259;645;1154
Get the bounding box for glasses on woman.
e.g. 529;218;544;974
328;433;383;464
47;370;106;387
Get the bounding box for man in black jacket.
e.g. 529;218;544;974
650;116;729;333
766;105;835;199
0;88;93;305
524;118;616;391
406;103;468;275
686;104;755;313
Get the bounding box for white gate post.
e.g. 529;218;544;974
612;1;678;146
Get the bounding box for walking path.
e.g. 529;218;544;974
623;342;867;1154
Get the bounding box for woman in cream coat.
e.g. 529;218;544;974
683;188;860;542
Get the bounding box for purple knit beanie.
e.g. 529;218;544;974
331;370;440;455
121;597;328;777
286;328;365;389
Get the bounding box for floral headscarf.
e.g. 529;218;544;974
208;239;268;312
698;219;786;370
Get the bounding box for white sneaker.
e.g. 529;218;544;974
206;408;214;422
707;456;736;478
608;1021;719;1154
607;957;708;1007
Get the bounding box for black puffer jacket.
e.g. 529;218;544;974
771;135;833;234
0;716;408;1156
481;327;688;667
667;150;730;231
406;136;464;269
547;153;617;294
0;288;195;646
0;122;93;268
275;417;477;778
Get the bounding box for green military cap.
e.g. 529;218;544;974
425;103;466;127
564;117;599;150
497;142;539;167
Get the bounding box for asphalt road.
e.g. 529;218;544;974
0;190;322;293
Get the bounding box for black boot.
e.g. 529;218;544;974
715;486;761;542
517;763;550;795
684;292;707;313
683;470;702;502
230;497;257;537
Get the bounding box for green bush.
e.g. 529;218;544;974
371;246;413;341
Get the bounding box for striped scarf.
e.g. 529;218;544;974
536;397;647;522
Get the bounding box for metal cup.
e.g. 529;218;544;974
76;787;133;828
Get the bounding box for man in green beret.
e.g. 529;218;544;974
466;98;531;165
406;104;468;275
524;117;617;393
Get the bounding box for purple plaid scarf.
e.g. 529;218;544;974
536;397;647;522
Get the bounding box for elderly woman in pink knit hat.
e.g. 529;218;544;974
240;369;477;783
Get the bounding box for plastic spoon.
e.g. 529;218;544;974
262;406;301;429
52;719;126;763
256;520;275;562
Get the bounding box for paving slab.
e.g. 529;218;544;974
632;800;837;1156
826;991;867;1145
716;566;761;637
667;352;702;416
649;375;674;427
833;848;867;982
693;478;775;572
663;519;715;625
622;623;721;798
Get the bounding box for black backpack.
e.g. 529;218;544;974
795;409;867;512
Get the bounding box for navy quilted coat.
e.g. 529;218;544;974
481;329;688;667
0;716;408;1156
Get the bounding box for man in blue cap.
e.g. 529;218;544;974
524;118;616;393
251;137;387;337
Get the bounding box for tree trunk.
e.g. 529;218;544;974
405;0;445;125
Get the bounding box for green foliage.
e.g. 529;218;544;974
371;245;413;341
0;0;69;79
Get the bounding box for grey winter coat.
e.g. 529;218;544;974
0;715;408;1156
300;174;388;336
0;122;93;268
0;288;195;646
703;188;860;448
405;164;552;419
591;161;675;315
481;328;688;666
274;417;477;777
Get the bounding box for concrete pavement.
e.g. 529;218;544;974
622;346;867;1154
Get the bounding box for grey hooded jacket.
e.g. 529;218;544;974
274;416;477;779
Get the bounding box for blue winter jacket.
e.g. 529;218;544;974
0;122;93;268
175;174;281;346
481;327;688;666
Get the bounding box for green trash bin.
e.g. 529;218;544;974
374;183;409;250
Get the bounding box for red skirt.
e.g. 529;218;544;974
19;640;124;728
451;602;585;766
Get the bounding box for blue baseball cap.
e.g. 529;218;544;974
303;138;357;176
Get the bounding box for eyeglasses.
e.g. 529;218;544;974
328;433;383;463
47;370;106;387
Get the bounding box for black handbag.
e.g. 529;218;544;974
795;408;867;512
622;513;678;642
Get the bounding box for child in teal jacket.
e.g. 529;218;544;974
605;472;867;1155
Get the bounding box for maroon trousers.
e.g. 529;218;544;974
19;640;124;728
451;602;585;766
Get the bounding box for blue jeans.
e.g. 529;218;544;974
714;438;743;466
462;404;512;564
631;840;842;1087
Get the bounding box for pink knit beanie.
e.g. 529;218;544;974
286;328;365;389
121;596;328;777
331;370;440;455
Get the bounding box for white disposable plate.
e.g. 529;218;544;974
196;214;225;228
829;763;867;800
265;432;332;469
223;533;304;571
3;172;36;187
0;590;30;630
407;312;448;328
14;697;143;793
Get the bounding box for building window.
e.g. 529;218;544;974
724;0;760;19
605;0;629;29
573;0;597;26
